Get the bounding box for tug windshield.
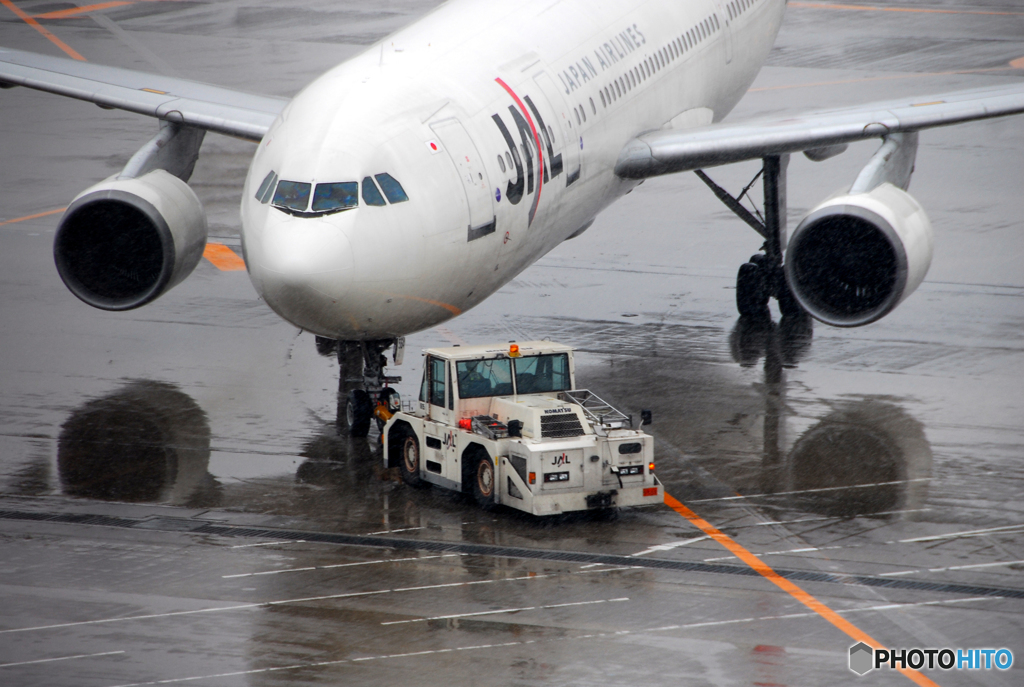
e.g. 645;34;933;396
514;354;570;393
456;358;513;398
454;353;571;398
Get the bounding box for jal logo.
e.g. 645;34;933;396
551;453;570;467
443;431;457;450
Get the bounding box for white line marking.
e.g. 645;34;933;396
687;478;932;503
381;597;629;625
645;596;992;633
898;524;1024;543
703;544;849;562
363;526;425;536
631;536;710;557
3;568;623;635
104;641;536;687
0;651;125;668
222;553;462;579
229;540;305;548
99;597;994;687
879;559;1024;577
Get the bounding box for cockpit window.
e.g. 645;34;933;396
361;177;386;206
255;171;277;204
312;182;359;212
272;181;311;212
375;173;409;204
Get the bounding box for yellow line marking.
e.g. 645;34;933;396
0;207;66;227
791;1;1024;16
663;493;942;687
0;0;86;61
1011;57;1024;70
33;1;133;19
140;87;167;94
911;100;945;107
203;242;246;271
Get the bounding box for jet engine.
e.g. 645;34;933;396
784;182;933;327
54;169;208;310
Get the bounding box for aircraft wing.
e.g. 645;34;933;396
615;83;1024;179
0;47;287;142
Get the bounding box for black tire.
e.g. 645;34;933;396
400;431;424;487
775;270;806;318
344;389;372;437
472;453;496;509
736;261;770;319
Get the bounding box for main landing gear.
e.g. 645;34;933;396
317;337;404;438
696;155;807;322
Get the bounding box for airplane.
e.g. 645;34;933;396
2;0;1023;436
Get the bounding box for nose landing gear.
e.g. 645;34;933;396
330;339;403;438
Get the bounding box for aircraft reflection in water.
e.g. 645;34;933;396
50;353;931;522
730;315;932;518
57;381;219;506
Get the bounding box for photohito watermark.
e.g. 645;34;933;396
849;643;1014;675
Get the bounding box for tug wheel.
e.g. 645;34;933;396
401;432;423;487
473;453;496;509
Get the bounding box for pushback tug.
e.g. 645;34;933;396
380;341;662;515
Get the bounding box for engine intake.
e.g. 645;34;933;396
54;170;207;311
784;183;933;327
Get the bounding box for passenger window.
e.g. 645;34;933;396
272;181;311;212
505;152;513;170
429;356;446;407
457;358;513;399
514;354;570;394
255;171;277;204
497;155;506;173
361;177;386;206
313;182;359;212
375;173;409;204
590;97;596;115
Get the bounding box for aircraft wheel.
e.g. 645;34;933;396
775;269;806;318
345;389;372;437
736;258;770;319
400;431;424;487
472;452;496;509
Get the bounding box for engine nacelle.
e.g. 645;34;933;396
54;169;207;310
784;183;933;327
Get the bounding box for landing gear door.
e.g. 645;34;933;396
532;71;581;187
429;118;497;242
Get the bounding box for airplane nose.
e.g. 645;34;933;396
251;210;356;334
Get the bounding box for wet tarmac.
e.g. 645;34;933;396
1;1;1023;686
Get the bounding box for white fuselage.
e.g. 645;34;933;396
240;0;786;341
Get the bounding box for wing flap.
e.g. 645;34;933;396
616;83;1024;179
0;47;288;142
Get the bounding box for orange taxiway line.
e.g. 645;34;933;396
0;0;86;61
0;207;66;227
663;492;942;687
33;1;134;20
791;1;1024;17
203;242;247;271
1011;57;1024;70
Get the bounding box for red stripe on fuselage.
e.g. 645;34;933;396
495;77;543;225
